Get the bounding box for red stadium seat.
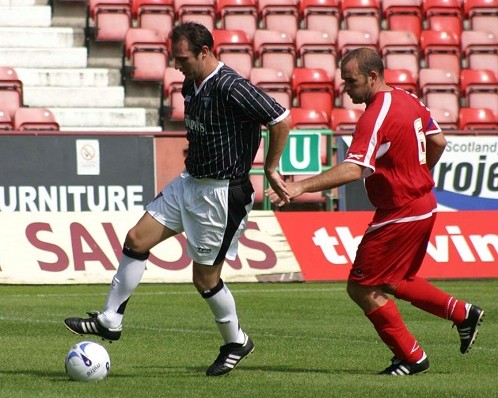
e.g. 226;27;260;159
258;0;299;40
0;66;23;119
419;68;460;122
378;30;420;81
290;107;329;129
420;30;461;78
330;107;363;133
212;29;253;79
341;0;381;43
174;0;216;32
253;29;296;79
162;67;185;122
295;29;337;79
300;0;340;43
336;30;378;58
460;69;498;119
123;28;169;82
0;109;13;131
292;67;334;118
88;0;132;43
384;69;418;94
14;108;60;131
430;107;458;130
459;107;498;130
132;0;174;37
217;0;258;41
461;30;498;76
250;67;292;109
464;0;498;37
423;0;463;39
382;0;423;40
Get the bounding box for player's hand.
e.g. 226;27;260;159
265;181;303;207
264;169;290;205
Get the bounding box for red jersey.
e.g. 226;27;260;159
344;88;442;221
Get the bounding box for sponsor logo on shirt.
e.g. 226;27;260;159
185;115;205;133
347;153;363;160
201;96;211;108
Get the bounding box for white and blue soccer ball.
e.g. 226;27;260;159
65;341;111;382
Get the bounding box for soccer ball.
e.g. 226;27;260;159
65;341;111;382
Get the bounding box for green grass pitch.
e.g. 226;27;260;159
0;280;496;397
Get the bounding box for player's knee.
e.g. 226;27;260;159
123;229;149;259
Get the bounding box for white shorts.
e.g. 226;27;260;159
146;172;255;265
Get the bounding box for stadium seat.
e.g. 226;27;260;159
336;30;378;58
174;0;216;32
430;107;458;130
0;66;23;119
295;29;337;79
217;0;258;41
420;30;461;78
300;0;340;43
123;28;169;83
162;67;185;122
253;29;296;79
0;109;13;131
384;69;418;94
334;69;366;111
132;0;174;38
461;30;498;76
423;0;463;39
378;30;420;81
292;67;334;118
460;69;498;119
88;0;132;43
464;0;498;37
258;0;300;41
382;0;423;40
290;107;329;129
330;107;363;133
250;67;292;109
341;0;381;43
419;68;460;122
212;29;253;79
459;107;498;130
14;107;60;131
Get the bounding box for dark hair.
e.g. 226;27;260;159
170;22;214;56
341;48;384;78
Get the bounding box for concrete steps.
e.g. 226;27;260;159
0;1;162;130
15;67;121;87
0;26;84;48
0;5;52;27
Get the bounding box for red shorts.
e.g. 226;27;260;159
348;213;437;286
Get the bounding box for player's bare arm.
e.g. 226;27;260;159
266;162;364;207
425;132;447;170
264;115;292;203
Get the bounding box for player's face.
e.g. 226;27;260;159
171;38;205;81
341;59;373;105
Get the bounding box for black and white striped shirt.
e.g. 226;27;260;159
182;62;288;180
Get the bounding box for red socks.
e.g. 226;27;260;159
366;299;424;363
394;276;467;323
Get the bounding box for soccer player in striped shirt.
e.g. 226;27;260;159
64;22;291;376
267;48;484;376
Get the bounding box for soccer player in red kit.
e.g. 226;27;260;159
267;48;485;375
